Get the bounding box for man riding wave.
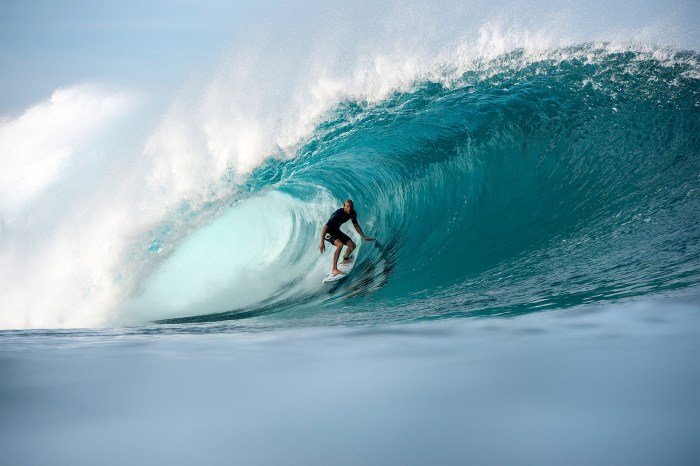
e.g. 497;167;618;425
319;199;375;276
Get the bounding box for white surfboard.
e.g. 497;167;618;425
322;248;356;283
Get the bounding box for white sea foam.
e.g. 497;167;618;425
0;86;131;216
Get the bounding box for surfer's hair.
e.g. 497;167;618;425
344;199;354;207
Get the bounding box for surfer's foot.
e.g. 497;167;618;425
332;268;346;276
341;257;353;265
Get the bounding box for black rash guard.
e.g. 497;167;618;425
326;208;358;232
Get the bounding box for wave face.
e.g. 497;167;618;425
141;45;700;327
1;38;699;329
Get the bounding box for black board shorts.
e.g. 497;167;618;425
325;229;351;246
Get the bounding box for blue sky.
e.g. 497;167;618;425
0;1;269;112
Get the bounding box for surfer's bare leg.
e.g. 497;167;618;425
342;240;356;264
332;240;345;275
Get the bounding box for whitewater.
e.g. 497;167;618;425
1;1;699;465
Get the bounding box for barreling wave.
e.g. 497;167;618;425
142;44;700;327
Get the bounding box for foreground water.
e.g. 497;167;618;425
2;295;698;466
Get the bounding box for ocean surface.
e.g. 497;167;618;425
1;3;699;464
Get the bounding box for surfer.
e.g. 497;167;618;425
320;199;374;276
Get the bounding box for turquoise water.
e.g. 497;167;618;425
143;45;700;327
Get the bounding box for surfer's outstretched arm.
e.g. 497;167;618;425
352;223;374;241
